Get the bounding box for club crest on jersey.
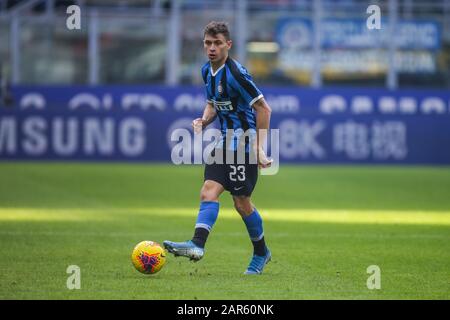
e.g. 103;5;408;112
217;81;223;95
213;99;233;111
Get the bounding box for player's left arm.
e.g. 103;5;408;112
252;97;273;168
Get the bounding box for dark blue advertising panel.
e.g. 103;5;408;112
0;85;449;164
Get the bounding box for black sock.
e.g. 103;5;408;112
252;237;267;256
192;228;210;248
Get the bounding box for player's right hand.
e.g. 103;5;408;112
192;118;204;134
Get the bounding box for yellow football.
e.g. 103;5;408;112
131;241;166;274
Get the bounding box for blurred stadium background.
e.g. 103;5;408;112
1;0;450;88
0;0;449;300
1;0;450;164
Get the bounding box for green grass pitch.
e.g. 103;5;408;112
0;163;449;299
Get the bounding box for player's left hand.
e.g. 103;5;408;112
257;148;273;168
192;118;204;134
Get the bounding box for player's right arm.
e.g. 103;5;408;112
192;101;216;133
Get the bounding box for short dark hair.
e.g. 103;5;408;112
203;21;230;41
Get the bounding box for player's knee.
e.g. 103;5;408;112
234;202;246;216
233;197;253;216
200;181;221;202
201;192;217;202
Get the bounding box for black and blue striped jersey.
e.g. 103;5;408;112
201;56;264;152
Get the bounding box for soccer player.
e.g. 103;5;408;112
164;21;273;275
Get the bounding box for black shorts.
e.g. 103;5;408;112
204;149;258;197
